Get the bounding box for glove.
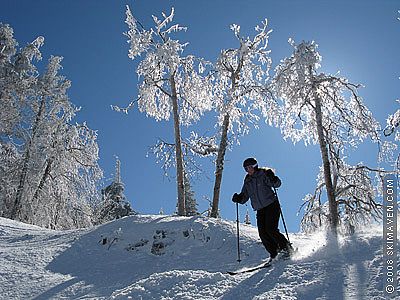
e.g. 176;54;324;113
265;169;275;179
265;169;279;184
232;193;241;203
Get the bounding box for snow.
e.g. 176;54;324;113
0;215;396;299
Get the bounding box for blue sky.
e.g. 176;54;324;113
2;0;399;232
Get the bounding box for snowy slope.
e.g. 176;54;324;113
0;215;395;299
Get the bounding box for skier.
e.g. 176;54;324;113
232;157;292;264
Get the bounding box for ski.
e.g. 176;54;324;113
226;261;272;275
227;246;298;275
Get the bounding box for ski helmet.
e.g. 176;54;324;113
243;157;258;168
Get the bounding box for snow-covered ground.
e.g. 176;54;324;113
0;215;395;299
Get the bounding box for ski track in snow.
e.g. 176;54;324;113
0;215;396;299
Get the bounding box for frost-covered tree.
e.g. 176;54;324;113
0;24;47;221
45;122;103;229
209;21;277;217
12;56;102;229
383;12;400;145
381;12;400;174
12;55;73;222
0;24;44;220
0;23;32;138
0;143;20;216
383;98;400;175
300;160;383;234
148;135;214;180
0;24;27;217
384;102;400;142
96;158;134;224
0;24;103;229
274;40;381;235
119;6;213;216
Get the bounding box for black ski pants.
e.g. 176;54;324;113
256;200;289;258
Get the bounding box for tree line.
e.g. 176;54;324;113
116;6;399;236
0;24;107;229
1;6;399;233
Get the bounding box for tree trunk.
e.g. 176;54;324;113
210;68;239;218
210;113;230;218
11;96;46;221
314;91;338;235
170;75;186;216
31;158;52;213
12;146;31;221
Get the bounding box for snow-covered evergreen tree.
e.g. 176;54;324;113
244;209;251;225
96;158;134;224
184;172;198;216
274;40;381;235
208;20;277;217
118;6;213;216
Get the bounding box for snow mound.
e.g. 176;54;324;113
0;215;395;299
112;270;238;299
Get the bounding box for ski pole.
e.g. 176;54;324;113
273;187;291;246
235;202;241;263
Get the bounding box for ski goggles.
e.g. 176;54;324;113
244;164;257;172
